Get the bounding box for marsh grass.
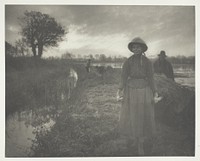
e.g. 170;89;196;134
6;57;87;116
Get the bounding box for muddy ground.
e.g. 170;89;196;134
31;67;195;157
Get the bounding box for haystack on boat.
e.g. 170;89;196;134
154;74;195;127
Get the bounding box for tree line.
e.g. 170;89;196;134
6;40;195;65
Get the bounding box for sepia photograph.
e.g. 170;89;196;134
2;0;198;159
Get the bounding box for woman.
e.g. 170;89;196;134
117;37;158;155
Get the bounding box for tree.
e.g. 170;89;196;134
19;11;66;58
15;38;29;56
94;54;100;60
99;54;106;61
5;41;16;57
61;52;75;59
77;54;82;60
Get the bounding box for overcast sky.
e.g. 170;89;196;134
5;5;195;58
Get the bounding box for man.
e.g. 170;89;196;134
153;50;174;81
86;59;91;73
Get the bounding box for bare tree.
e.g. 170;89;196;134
15;38;29;56
19;11;66;58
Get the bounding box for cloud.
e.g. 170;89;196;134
44;25;130;57
5;5;195;57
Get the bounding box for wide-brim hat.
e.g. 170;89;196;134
158;50;167;57
128;37;148;52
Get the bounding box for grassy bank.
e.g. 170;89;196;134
6;57;87;116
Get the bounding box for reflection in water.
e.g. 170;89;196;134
92;62;123;68
174;66;195;87
6;106;59;157
6;113;35;156
175;77;195;87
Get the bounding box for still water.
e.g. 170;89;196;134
6;106;59;157
174;65;195;87
5;64;195;157
93;62;195;87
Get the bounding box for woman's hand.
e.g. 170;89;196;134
153;92;163;103
116;89;123;101
154;92;158;98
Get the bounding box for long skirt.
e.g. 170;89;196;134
119;82;156;140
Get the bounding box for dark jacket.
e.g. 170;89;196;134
153;59;174;81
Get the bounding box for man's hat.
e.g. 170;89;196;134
158;50;167;57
